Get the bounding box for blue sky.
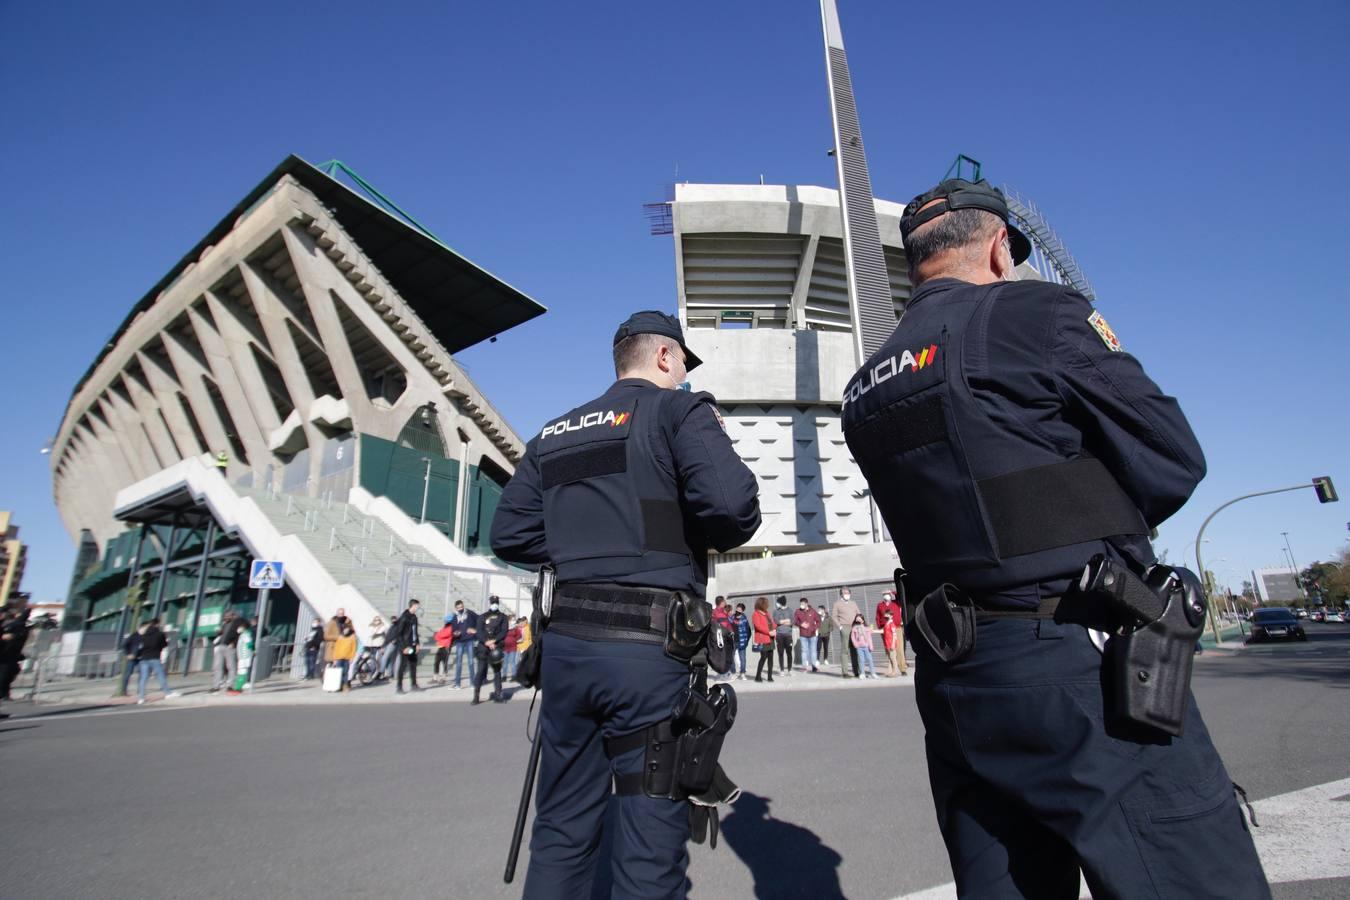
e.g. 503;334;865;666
2;0;1346;604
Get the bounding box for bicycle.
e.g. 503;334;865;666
352;645;385;686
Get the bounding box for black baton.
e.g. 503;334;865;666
504;723;544;884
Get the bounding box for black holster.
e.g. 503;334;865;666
606;679;741;849
911;584;977;663
1080;555;1207;736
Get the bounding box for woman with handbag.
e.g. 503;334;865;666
752;596;775;683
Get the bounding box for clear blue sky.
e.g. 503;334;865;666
2;0;1346;604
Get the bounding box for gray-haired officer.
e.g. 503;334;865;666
491;310;760;899
841;179;1269;898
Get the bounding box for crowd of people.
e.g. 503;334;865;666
712;587;909;682
306;595;531;704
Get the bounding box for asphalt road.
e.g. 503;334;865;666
2;623;1348;900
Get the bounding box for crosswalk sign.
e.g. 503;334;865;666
249;560;285;590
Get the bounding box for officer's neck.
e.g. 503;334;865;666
616;372;674;390
913;265;999;289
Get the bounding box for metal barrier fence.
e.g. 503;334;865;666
397;562;537;623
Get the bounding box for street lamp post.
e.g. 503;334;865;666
1281;532;1305;598
1193;480;1336;645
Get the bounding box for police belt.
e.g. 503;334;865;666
903;593;1063;626
549;584;671;644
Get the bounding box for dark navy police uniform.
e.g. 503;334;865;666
492;320;760;899
842;276;1270;899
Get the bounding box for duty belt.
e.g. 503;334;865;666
550;584;672;644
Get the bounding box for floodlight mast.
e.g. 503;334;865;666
820;0;896;368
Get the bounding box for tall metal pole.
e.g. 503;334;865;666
149;518;180;622
182;518;217;675
249;587;270;691
420;457;432;525
1195;482;1321;645
1281;531;1305;597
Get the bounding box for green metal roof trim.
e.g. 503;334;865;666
67;154;547;406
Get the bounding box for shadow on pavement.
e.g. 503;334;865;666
718;791;844;899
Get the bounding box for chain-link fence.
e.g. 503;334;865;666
397;562;537;632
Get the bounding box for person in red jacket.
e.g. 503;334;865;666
751;596;775;683
875;590;906;675
432;619;454;684
881;610;908;677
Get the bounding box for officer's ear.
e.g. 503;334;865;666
990;226;1014;281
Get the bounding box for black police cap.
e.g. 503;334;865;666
899;178;1031;265
613;310;704;371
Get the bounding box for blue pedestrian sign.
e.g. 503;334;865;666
248;560;285;590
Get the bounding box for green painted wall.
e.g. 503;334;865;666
358;433;506;555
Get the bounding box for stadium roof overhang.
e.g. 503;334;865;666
69;153;547;405
113;484;219;529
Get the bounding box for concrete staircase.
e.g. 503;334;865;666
237;486;505;641
113;457;527;648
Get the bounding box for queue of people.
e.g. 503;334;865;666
312;596;530;704
711;589;910;682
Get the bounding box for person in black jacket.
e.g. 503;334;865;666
841;178;1268;898
302;620;324;680
211;610;243;692
135;619;177;705
0;607;30;710
393;599;421;694
491;310;761;896
471;596;509;705
117;626;143;697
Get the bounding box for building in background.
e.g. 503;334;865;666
1252;566;1302;605
0;511;27;603
50;156;544;668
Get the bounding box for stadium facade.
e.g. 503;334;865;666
50;156;544;667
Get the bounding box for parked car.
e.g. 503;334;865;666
1311;610;1326;622
1327;611;1346;624
1246;608;1307;643
1295;608;1309;619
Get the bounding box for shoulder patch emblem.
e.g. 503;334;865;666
1087;310;1122;352
712;408;726;431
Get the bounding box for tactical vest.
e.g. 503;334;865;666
841;282;1147;596
536;384;699;587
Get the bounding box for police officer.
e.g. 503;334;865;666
491;310;760;899
472;595;509;705
841;179;1269;899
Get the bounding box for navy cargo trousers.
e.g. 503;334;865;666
913;617;1271;900
523;632;692;900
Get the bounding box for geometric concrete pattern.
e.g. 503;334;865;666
51;158;541;550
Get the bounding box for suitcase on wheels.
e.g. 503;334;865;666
322;664;343;693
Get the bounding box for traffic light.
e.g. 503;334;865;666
1312;476;1338;503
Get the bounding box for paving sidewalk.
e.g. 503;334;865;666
13;657;918;712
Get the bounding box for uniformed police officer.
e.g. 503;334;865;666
491;311;760;899
472;595;510;705
841;179;1270;899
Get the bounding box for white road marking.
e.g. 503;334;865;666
890;776;1350;899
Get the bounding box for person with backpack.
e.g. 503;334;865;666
117;625;143;697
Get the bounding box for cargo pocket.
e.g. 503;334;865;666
1123;768;1266;899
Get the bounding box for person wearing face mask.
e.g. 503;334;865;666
491;310;761;899
831;588;861;678
792;598;821;673
840;180;1268;898
472;596;509;705
771;596;794;676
